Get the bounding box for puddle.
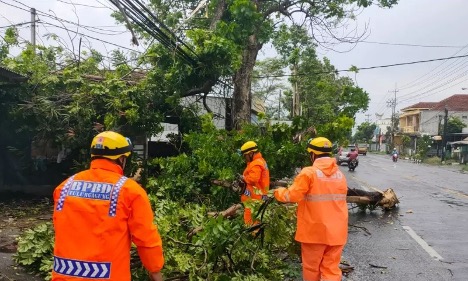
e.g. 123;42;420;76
431;192;467;207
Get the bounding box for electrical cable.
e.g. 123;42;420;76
106;0;199;66
4;0;127;35
360;40;466;49
253;54;468;79
0;21;32;28
398;44;468;90
397;61;468;101
41;21;141;52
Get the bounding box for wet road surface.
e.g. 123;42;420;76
342;153;468;281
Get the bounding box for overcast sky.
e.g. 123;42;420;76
2;0;468;126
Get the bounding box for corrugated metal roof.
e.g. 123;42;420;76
0;66;27;83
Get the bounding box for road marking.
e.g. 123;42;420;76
402;226;443;261
443;188;468;199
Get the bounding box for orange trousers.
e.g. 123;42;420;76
244;207;253;225
301;243;344;281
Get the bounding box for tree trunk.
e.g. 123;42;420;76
232;35;261;129
213;179;400;210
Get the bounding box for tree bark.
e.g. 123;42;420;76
213;179;399;209
232;35;262;129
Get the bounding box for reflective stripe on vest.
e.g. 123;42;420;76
56;175;76;211
304;193;347;202
53;256;111;279
244;189;251;196
55;175;128;217
108;176;127;217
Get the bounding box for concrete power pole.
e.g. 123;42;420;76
387;85;399;149
365;113;372;123
292;64;300;117
30;8;36;52
441;106;449;162
278;90;282;120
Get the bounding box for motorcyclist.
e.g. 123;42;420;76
346;148;359;167
392;148;398;161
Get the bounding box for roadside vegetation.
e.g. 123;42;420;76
1;0;401;279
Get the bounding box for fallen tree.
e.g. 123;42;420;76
211;179;400;210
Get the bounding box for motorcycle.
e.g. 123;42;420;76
348;159;358;171
392;153;398;162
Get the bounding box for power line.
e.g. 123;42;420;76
56;0;110;9
41;21;141;52
2;0;126;35
360;40;466;49
107;0;199;66
396;58;468;100
0;21;33;28
253;54;468;79
398;44;468;90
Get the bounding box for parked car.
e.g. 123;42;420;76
357;143;368;155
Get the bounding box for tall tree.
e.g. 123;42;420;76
353;122;377;142
113;0;399;128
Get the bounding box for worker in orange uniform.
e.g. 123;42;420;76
52;131;164;281
239;141;270;225
274;137;348;281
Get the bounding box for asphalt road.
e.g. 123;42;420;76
341;153;468;281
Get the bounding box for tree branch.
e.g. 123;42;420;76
182;79;216;97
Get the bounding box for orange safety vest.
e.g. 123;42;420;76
274;157;348;245
241;152;270;202
52;159;164;281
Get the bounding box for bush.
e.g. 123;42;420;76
14;222;54;280
15;120;308;280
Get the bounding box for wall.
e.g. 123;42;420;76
420;110;442;135
421;110;468;135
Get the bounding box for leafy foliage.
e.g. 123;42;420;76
353;122;377;143
14;223;54;280
447;116;466;134
13;116;312;280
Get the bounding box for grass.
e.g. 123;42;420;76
461;165;468;172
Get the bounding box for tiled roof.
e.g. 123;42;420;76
430;94;468;111
401;102;438;111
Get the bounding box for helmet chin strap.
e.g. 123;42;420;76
116;156;127;170
310;153;316;164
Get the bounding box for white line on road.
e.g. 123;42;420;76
402;226;443;261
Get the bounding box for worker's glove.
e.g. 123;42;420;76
232;174;246;194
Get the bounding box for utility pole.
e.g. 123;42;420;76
441;106;449;162
387;85;399;150
292;63;300;117
365;113;372;123
30;8;36;52
278;90;282;120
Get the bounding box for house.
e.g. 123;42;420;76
399;102;438;135
450;137;468;164
400;95;468;136
148;94;266;157
398;95;468;157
